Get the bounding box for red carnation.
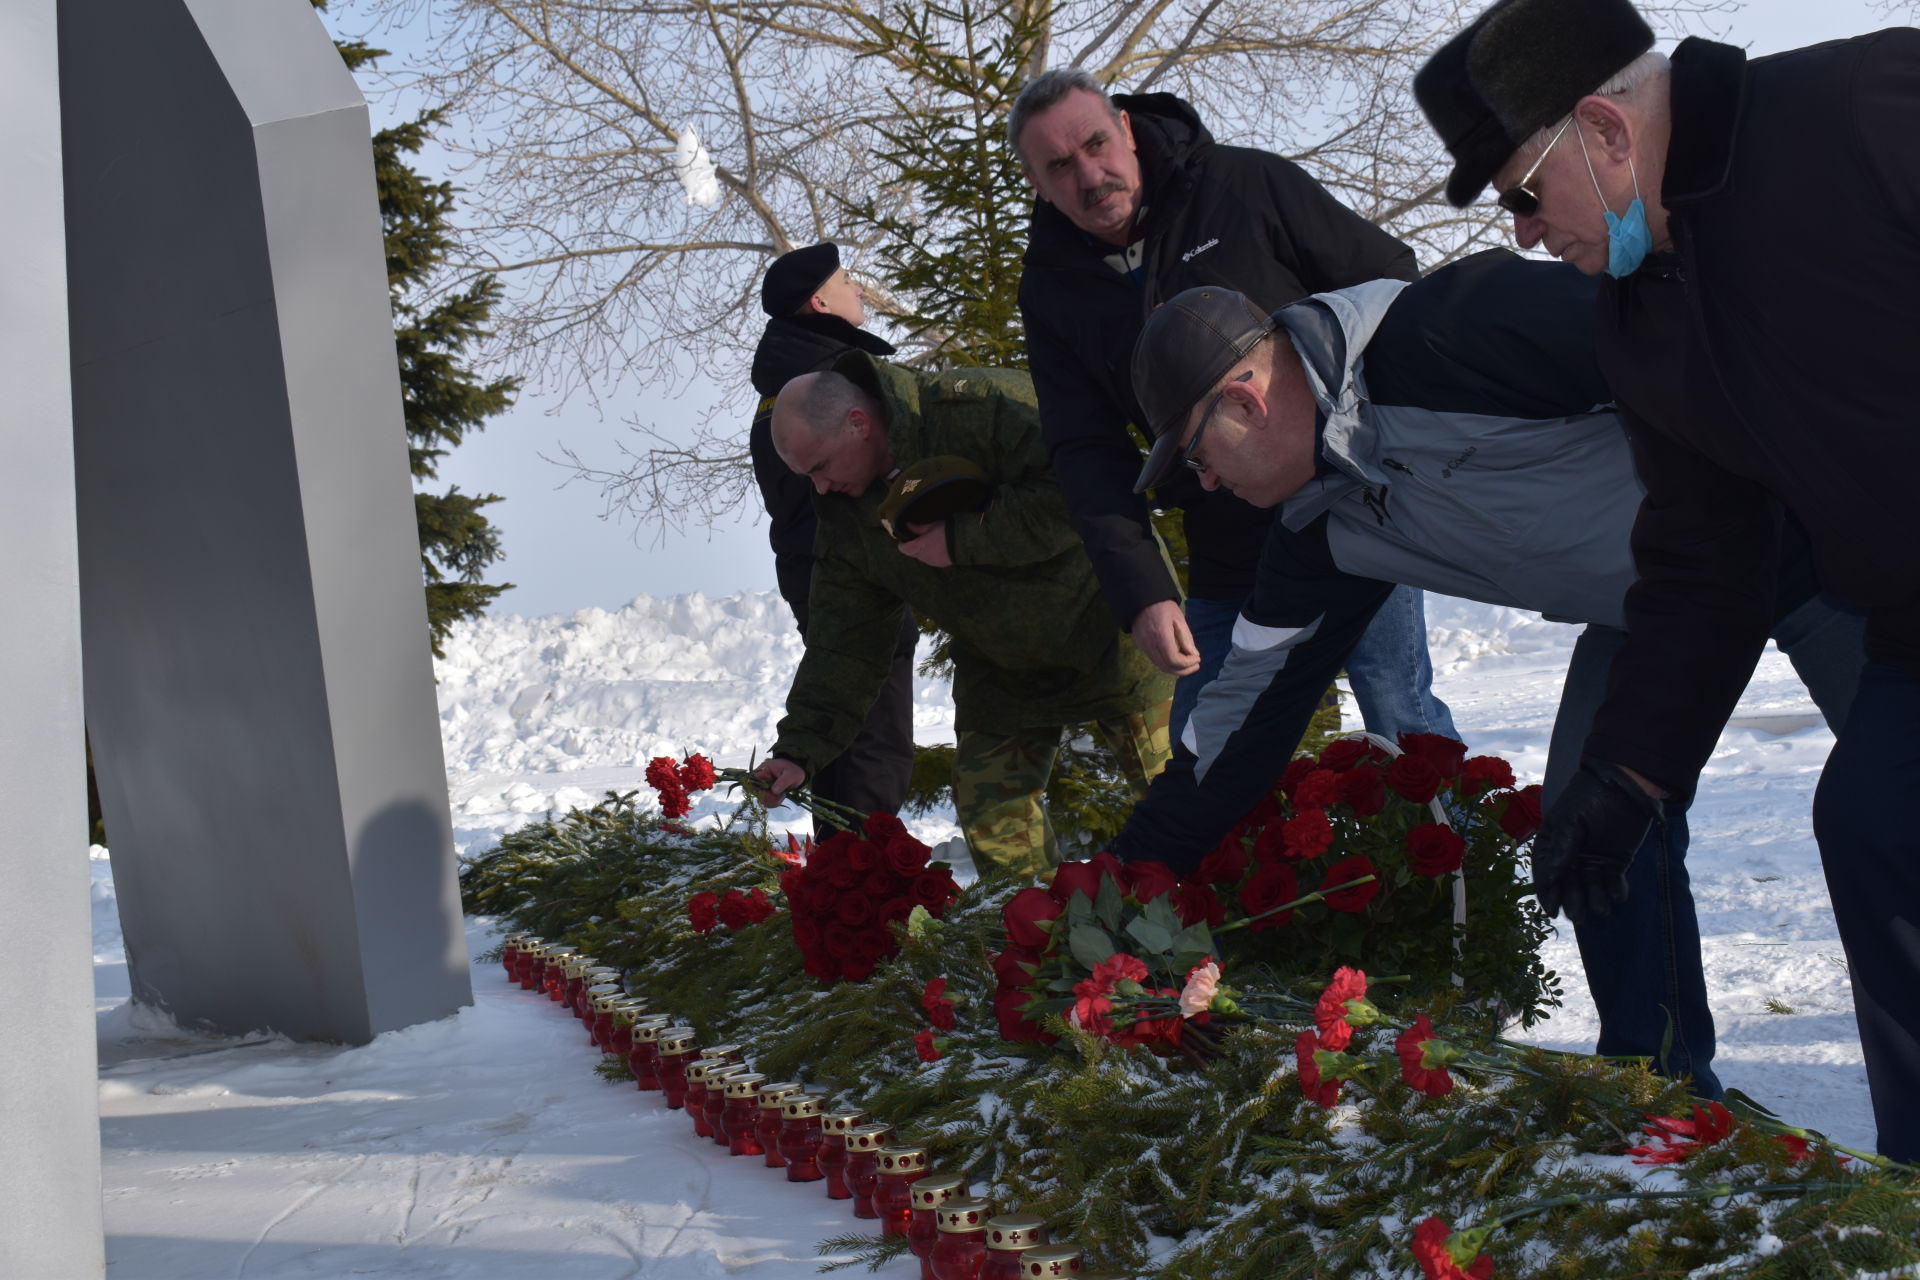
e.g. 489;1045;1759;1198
716;889;752;930
1335;766;1386;816
743;886;776;924
1411;1217;1494;1280
914;1028;941;1063
1239;863;1299;932
1292;768;1339;809
1313;966;1370;1050
1197;833;1249;886
686;891;720;934
1124;860;1179;904
1294;1030;1343;1107
1397;732;1467;778
1386;753;1443;805
644;756;681;793
1002;887;1062;950
1458;755;1515;795
1626;1101;1736;1164
677;753;716;791
1395;1014;1456;1098
1406;823;1466;877
1281;807;1334;860
1498;785;1543;842
1172;880;1226;928
1089;952;1148;988
922;977;957;1030
1321;857;1380;913
1276;757;1315;796
1250;822;1286;866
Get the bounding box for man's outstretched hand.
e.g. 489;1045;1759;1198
750;758;807;807
1131;599;1202;677
1531;758;1665;924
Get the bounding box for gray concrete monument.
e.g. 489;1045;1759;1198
61;0;474;1046
3;3;107;1273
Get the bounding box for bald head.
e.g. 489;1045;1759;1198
770;371;892;496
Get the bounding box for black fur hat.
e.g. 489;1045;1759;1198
760;242;841;317
1415;0;1655;207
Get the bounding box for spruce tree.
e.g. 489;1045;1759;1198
333;23;518;656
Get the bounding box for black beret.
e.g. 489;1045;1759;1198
1415;0;1655;207
760;242;841;317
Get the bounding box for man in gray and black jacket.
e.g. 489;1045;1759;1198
1109;250;1864;1097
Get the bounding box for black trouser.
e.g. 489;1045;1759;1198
806;612;917;828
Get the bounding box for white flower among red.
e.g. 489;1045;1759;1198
1178;957;1220;1019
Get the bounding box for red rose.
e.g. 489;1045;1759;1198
846;841;881;878
863;812;908;843
1335;766;1386;816
913;1028;941;1063
1246;793;1283;827
991;945;1040;991
912;869;956;913
824;860;861;892
779;866;807;899
821;922;857;958
792;917;823;953
802;952;836;982
882;839;925;879
686;890;720;934
994;987;1055;1043
677;753;716;792
878;895;916;924
1276;757;1315;796
1318;738;1386;772
716;889;752;930
1198;830;1250;886
1002;886;1062;949
1281;807;1334;860
1239;862;1299;932
1292;768;1338;809
1386;753;1442;804
1250;822;1286;866
814;830;858;860
1459;755;1516;795
1124;860;1179;904
840;956;877;983
1048;851;1125;906
1406;823;1465;877
1320;856;1380;913
851;930;890;964
835;891;877;927
1498;784;1543;842
1397;732;1467;778
1171;879;1226;928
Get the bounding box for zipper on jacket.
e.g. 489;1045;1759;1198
1379;457;1513;536
1361;488;1390;526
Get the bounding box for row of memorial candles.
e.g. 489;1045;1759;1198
500;932;1128;1280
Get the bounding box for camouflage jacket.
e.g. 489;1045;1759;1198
771;352;1172;778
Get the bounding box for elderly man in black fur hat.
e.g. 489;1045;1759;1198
748;243;918;828
1417;0;1920;1161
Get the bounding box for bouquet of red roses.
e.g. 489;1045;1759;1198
779;812;961;983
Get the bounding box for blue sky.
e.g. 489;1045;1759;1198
321;0;1896;619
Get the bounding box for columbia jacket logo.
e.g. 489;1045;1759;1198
1181;237;1220;263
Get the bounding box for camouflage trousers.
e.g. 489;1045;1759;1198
951;699;1173;880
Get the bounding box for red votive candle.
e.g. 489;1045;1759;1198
778;1095;826;1181
1016;1245;1082;1279
757;1081;803;1167
818;1109;868;1200
929;1197;991;1280
872;1145;929;1237
626;1016;673;1090
655;1029;699;1109
908;1174;970;1280
703;1064;749;1145
722;1073;769;1156
844;1123;894;1220
978;1215;1047;1280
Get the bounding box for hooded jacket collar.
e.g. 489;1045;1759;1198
1020;94;1214;268
1660;37;1748;207
749;312;895;397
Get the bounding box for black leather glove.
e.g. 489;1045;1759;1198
1531;758;1664;925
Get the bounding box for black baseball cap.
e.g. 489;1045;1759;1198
1132;287;1276;493
1414;0;1655;207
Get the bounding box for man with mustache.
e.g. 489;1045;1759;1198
1413;0;1919;1159
1008;70;1455;750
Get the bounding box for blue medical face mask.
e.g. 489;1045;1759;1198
1577;126;1651;277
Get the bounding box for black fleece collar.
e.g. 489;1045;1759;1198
1661;37;1749;207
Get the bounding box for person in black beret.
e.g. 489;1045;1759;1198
1417;0;1920;1162
747;243;917;830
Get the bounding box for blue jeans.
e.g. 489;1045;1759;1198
1543;594;1867;1098
1171;584;1457;746
1812;660;1920;1162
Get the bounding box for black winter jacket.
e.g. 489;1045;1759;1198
1017;94;1419;628
747;312;896;634
1584;31;1920;791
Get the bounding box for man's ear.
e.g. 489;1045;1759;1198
807;291;832;316
1221;374;1265;429
1576;94;1636;163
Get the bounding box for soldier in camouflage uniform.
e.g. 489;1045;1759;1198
750;349;1173;878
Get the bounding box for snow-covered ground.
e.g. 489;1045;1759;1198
92;590;1872;1277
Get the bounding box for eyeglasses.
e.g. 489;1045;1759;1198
1179;370;1254;473
1496;115;1575;217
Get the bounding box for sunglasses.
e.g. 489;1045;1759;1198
1496;115;1575;217
1180;370;1254;473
